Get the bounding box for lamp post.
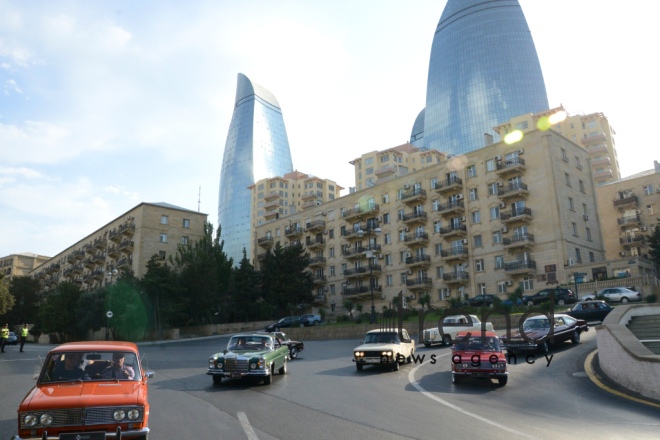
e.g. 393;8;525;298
356;225;381;324
105;268;118;341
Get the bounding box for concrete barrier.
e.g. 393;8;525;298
596;304;660;401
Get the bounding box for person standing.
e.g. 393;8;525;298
20;324;29;352
0;323;9;353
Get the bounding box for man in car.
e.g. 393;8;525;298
102;352;135;379
54;353;89;380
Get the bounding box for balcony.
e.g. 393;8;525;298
312;294;326;305
116;258;131;270
343;247;366;259
71;263;83;274
587;145;608;155
439;225;467;239
119;240;134;253
500;208;533;224
400;188;427;204
74;250;86;261
92;254;106;265
591;157;611;168
436;200;465;216
82;274;93;284
342;204;379;220
63;267;74;278
302;201;318;210
404;232;430;246
594;169;613;179
313;275;327;285
258;236;274;248
620;236;646;247
402;211;428;225
94;238;108;249
582;133;606;146
83;258;96;269
504;260;537;275
109;229;121;242
433;177;462;194
495;158;526;176
285;227;303;238
503;234;535;250
613;195;638;210
263;191;279;201
263;200;280;210
306;238;326;250
302;192;318;201
343;286;371;297
443;272;469;285
343;267;369;279
305;220;326;233
497;183;529;200
309;257;326;267
375;165;397;176
618;216;641;228
119;223;135;236
91;269;105;280
406;277;433;290
107;246;120;258
440;248;469;262
405;255;431;268
264;209;279;219
49;276;60;286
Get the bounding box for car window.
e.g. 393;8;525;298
563;316;576;326
578;303;588;311
539;291;547;297
554;317;565;327
40;351;141;383
402;330;410;341
470;315;480;323
444;318;456;324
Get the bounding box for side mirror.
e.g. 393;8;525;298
145;372;155;379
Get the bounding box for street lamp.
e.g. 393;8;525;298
105;268;118;341
356;225;381;324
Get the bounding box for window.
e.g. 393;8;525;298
575;157;582;168
478;283;487;294
588;120;597;129
520;277;534;291
467;165;476;177
329;284;335;295
582;204;588;215
430;177;438;189
476;260;484;272
568;197;574;211
258;184;264;191
575;248;582;264
644;185;654;196
579;180;585;192
383;193;389;203
648;205;655;215
493;230;502;244
586;228;592;241
486;160;495;172
329;247;335;257
381;155;390;163
385;254;392;265
329;229;334;239
397;209;405;220
565;173;571;186
366;167;374;175
437;267;445;278
490;206;500;220
471;211;481;224
469;188;478;200
572;223;578;236
498;282;507;294
435;243;442;255
183;219;190;228
365;157;374;165
366;178;375;187
589;252;595;263
434;221;441;233
516;121;528;130
329;266;335;276
181;236;188;245
581;122;586;129
401;273;407;285
495;256;504;269
561;149;568;161
488;183;498;195
572;135;576;141
384;233;391;244
383;213;390;224
474;235;482;247
161;215;168;225
399;230;406;241
400;252;406;263
158;251;166;259
160;233;168;243
257;210;263;216
386;275;393;286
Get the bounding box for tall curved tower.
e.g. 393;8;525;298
421;0;548;155
218;73;294;264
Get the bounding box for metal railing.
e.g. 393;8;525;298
405;255;431;265
500;207;532;221
400;188;427;201
433;176;462;190
503;234;535;246
440;248;468;258
617;216;641;226
404;232;429;242
306;220;326;230
498;182;528;196
402;211;428;222
613;195;638;207
504;260;537;272
443;272;469;282
436;200;464;213
406;278;433;287
438;225;467;235
496;157;525;171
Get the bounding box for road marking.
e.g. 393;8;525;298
584;350;660;409
408;353;538;440
0;358;40;362
237;412;259;440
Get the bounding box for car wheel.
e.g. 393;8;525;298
571;330;581;344
557;299;565;306
621;297;629;303
407;351;413;364
212;375;223;385
290;347;298;359
452;374;461;384
356;363;363;371
279;360;287;375
539;341;549;354
443;335;452;346
314;321;320;326
498;376;508;386
527;301;534;307
424;343;431;348
391;357;400;371
263;367;273;385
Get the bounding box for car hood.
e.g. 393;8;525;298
23;381;141;411
353;343;401;352
211;349;270;359
501;328;549;341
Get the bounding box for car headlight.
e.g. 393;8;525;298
461;363;469;368
250;363;257;369
209;359;215;368
217;362;223;369
497;363;506;369
113;410;126;421
258;358;266;369
24;414;37;427
39;413;53;426
128;409;140;420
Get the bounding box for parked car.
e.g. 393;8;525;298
7;331;18;345
353;329;415;372
422;314;494;347
208;333;289;385
300;314;321;326
522;288;576;306
451;330;508;386
500;314;588;354
465;294;496;307
15;341;153;439
258;331;304;359
502;298;523;307
567;300;613;322
580;287;642;303
265;316;302;332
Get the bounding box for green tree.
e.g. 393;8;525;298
2;276;42;325
141;255;186;337
648;219;660;266
75;289;107;339
0;274;15;316
260;242;314;316
38;282;82;342
344;300;354;320
418;293;431;312
356;303;363;314
106;281;148;341
231;249;261;322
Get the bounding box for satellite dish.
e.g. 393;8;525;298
106;311;113;318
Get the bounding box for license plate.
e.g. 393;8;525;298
60;432;106;440
231;373;241;378
471;372;490;377
365;358;381;363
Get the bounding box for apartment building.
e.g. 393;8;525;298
0;253;51;281
254;126;606;313
248;171;342;262
596;161;660;261
495;106;621;185
350;143;445;191
28;203;207;293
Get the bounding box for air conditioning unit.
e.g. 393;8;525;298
378;254;384;259
376;216;382;222
619;251;626;257
501;227;508;233
656;188;660;193
407;270;413;275
567;258;575;266
380;294;386;299
456;194;464;200
462;239;468;245
499;202;506;209
409;294;416;300
518;149;524;155
460;217;467;222
583;215;590;221
641;227;648;232
316;201;322;205
636;210;642;215
324;286;329;291
497;181;503;187
494;155;502;161
323;231;329;235
404;184;411;189
405;227;410;232
322;211;327;216
406;252;412;258
505;281;513;286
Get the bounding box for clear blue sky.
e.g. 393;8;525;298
1;0;658;257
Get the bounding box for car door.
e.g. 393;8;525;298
472;295;483;306
554;317;569;342
604;288;620;302
537;290;549;305
594;302;610;320
401;329;413;357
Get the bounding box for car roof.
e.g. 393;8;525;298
50;341;138;353
366;329;401;334
456;330;497;337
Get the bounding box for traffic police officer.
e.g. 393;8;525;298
0;323;9;353
20;324;29;352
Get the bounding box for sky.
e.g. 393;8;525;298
2;0;659;258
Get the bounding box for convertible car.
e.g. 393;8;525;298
500;314;588;353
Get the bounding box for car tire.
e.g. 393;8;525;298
407;351;413;364
279;360;287;375
539;341;549;354
443;335;452;346
424;343;431;348
452;374;461;384
557;299;565;306
263;367;273;385
356;363;363;371
498;377;508;386
621;297;629;303
289;347;298;359
212;375;223;385
571;330;581;344
392;358;400;371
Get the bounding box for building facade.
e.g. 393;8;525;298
595;161;660;261
415;0;548;155
249;171;342;262
0;253;51;281
28;203;207;294
218;73;294;265
255;128;605;315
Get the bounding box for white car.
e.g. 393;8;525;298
422;315;494;347
580;287;642;303
353;329;415;372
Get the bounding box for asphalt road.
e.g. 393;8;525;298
1;327;659;440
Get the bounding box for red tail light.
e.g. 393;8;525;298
636;293;641;297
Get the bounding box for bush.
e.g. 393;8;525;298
336;315;350;323
646;294;657;304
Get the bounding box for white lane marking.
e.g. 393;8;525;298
408;353;539;440
237;411;260;440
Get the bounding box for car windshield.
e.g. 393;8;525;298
228;336;272;351
455;336;500;352
363;332;400;344
523;318;551;330
40;351;141;384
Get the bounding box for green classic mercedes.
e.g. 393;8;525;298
207;334;289;385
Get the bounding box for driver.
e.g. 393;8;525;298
102;352;135;379
54;353;89;380
230;337;246;349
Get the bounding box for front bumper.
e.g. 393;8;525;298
452;370;508;378
501;343;538;352
11;427;149;440
206;369;269;377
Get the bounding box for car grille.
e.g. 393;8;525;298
224;358;249;373
423;330;430;340
19;407;144;429
362;351;388;357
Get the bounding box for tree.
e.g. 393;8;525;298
38;282;82;343
344;300;354;320
231;249;261;322
649;219;660;267
0;275;15;316
418;293;431;312
75;289;107;339
106;281;148;341
2;276;42;325
260;242;314;316
356;303;363;314
141;255;186;337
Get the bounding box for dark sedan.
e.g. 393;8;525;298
265;316;302;332
523;288;576;306
567;301;613;322
500;314;588;354
465;294;496;307
259;331;305;359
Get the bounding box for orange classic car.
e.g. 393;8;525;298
12;341;153;440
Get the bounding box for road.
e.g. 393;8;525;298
1;327;658;439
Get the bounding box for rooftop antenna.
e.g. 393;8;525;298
197;186;201;212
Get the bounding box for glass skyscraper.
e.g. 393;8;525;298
218;73;293;264
414;0;549;155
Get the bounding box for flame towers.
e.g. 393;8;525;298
218;74;293;264
414;0;549;155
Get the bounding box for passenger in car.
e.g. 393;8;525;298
102;353;135;379
54;353;89;380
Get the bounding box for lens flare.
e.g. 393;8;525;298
446;155;468;173
504;130;523;144
536;116;551;131
548;111;567;125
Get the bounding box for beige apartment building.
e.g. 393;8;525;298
0;253;51;281
254;127;606;314
29;203;207;294
495;106;621;185
248;171;342;262
596;161;660;262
